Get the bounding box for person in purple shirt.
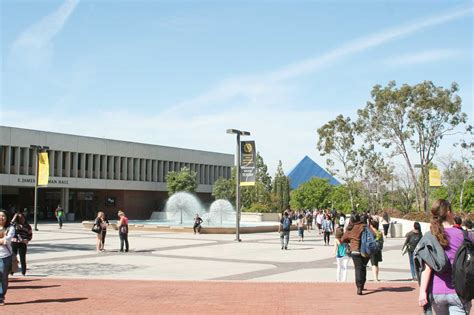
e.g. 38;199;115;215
418;199;472;314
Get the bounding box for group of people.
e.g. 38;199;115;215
0;208;33;306
92;210;129;253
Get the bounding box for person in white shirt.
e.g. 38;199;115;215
0;210;15;306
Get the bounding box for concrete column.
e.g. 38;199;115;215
80;153;86;178
121;157;127;180
128;158;133;180
205;165;209;185
49;150;55;177
158;161;164;182
134;158;140;181
94;154;100;179
64;152;71;177
22;147;29;175
4;146;11;174
86;154;93;178
72;152;78;177
101;155;107;179
163;161;168;180
115;156;121;180
12;147;20;174
56;151;63;177
147;159;152;181
152;160;158;182
108;156;114;180
60;188;69;218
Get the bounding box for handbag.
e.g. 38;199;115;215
91;224;101;234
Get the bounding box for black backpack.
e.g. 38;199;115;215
452;230;474;300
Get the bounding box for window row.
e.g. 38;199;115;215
0;146;231;185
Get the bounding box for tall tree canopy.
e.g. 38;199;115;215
357;81;468;212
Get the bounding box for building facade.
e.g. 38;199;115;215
0;126;233;221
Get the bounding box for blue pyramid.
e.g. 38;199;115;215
287;156;340;189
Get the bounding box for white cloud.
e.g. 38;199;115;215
9;0;79;69
384;49;465;66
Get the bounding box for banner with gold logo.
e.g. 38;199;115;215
429;169;441;187
240;141;256;186
38;152;49;186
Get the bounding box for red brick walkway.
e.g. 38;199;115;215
5;277;420;314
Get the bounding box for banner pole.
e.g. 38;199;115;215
34;149;39;231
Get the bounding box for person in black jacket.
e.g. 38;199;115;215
11;212;32;276
402;222;422;281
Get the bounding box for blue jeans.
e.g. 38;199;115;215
432;294;471;315
408;251;416;279
0;255;12;302
280;231;290;248
57;216;63;228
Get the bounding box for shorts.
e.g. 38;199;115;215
370;251;383;266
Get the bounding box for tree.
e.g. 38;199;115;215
289;178;333;210
317;114;359;211
272;160;290;212
358;81;468;212
359;146;393;213
166;166;198;196
212;178;235;202
256;152;272;192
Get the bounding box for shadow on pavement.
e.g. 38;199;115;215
10;285;61;290
364;286;415;295
7;297;88;305
9;278;40;283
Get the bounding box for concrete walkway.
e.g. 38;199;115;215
4;223;422;314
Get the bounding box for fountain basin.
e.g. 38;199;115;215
82;220;282;234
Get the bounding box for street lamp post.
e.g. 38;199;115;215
30;145;50;231
226;129;250;242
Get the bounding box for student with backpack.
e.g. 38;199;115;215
334;227;350;282
417;199;472;314
322;214;333;245
368;219;383;282
342;214;369;295
339;213;346;229
279;211;292;250
402;222;422;281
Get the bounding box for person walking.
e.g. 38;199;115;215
297;213;305;242
402;222;422;281
322;214;333;245
117;210;129;253
55;204;64;229
342;214;369;295
94;212;107;252
368;219;383;282
306;211;313;232
381;212;390;237
316;211;323;235
10;212;32;276
417;199;473;314
193;213;203;234
0;210;14;306
279;211;292;250
334;227;350;282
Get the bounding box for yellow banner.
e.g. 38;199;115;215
429;169;441;187
38;152;49;186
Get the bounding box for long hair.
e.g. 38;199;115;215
0;210;10;228
413;222;422;237
430;199;451;248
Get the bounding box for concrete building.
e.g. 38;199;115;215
0;126;233;221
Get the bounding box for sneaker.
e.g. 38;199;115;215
357;288;362;295
281;247;284;250
284;247;288;250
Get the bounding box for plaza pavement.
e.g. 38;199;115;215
5;223;422;314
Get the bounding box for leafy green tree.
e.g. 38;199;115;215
289;178;333;210
212;178;235;202
272;160;290;212
166;166;198;196
242;182;271;210
317;115;359;211
256;152;272;192
358;81;468;212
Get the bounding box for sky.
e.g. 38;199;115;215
1;0;473;178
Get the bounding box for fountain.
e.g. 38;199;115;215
163;192;205;224
83;192;281;233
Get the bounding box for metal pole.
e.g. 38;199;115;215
33;149;39;231
235;133;241;242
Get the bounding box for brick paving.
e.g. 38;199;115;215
5;277;420;314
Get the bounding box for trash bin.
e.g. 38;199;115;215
390;222;403;238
